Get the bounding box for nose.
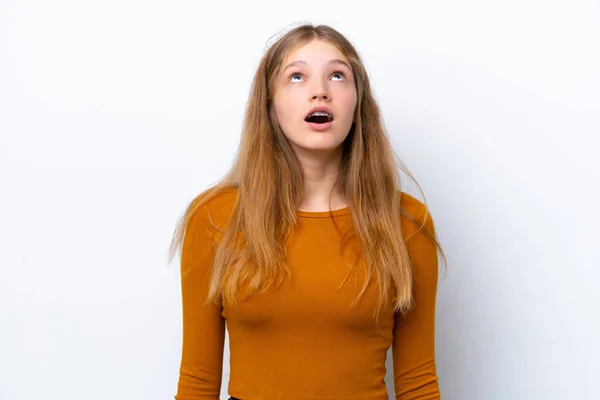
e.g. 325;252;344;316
310;79;330;101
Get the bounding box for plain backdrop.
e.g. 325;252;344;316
1;1;599;399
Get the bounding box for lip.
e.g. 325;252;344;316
305;105;334;121
306;120;333;131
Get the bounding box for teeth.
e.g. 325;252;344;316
307;111;331;118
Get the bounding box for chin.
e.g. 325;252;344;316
283;127;348;151
294;138;346;152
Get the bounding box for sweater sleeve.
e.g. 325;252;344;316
392;207;441;399
174;205;226;400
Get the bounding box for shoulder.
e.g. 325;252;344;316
399;191;426;217
398;192;439;289
187;185;239;229
399;191;436;243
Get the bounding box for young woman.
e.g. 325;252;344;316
170;23;447;400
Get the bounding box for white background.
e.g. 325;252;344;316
1;1;599;399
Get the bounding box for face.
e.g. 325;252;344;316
272;39;358;154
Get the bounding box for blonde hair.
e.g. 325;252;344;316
168;23;447;322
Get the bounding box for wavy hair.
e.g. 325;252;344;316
168;23;447;322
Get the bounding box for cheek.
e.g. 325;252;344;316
273;103;294;135
274;102;290;124
338;91;358;120
274;93;301;123
348;90;358;115
332;85;357;103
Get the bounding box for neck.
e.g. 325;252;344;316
293;146;347;212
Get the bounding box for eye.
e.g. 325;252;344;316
289;73;303;82
288;71;346;83
331;71;346;81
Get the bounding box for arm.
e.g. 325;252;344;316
175;205;226;400
392;208;440;399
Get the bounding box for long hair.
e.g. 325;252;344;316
168;23;447;322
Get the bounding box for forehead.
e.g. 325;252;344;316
282;39;348;66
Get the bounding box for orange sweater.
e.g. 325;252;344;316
175;189;440;400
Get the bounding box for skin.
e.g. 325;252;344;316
273;39;358;212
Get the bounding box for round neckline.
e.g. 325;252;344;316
296;206;350;218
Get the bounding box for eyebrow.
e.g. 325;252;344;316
281;58;352;74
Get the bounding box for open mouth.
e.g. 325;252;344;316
304;111;334;124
